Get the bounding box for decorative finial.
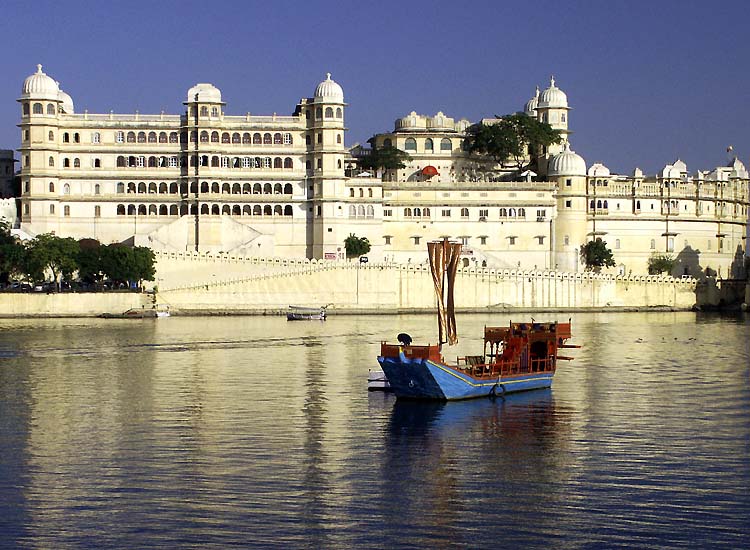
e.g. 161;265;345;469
326;72;332;80
550;75;556;87
37;64;43;73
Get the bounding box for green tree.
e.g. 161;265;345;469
580;238;616;272
76;239;104;284
344;234;371;259
647;253;677;275
465;113;562;171
0;221;26;284
25;233;80;290
132;246;156;284
359;144;412;172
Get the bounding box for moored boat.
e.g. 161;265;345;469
286;305;327;321
376;239;578;400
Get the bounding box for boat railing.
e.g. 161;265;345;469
457;355;555;377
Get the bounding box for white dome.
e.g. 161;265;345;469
538;76;568;109
58;89;74;114
548;143;586;176
588;162;611;177
314;73;344;101
186;83;222;103
524;86;540;115
21;64;60;100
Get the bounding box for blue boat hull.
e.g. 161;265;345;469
377;352;553;401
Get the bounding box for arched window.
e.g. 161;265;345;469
63;132;70;143
210;182;219;193
138;205;147;215
147;156;156;168
49;131;54;141
49;182;55;192
518;208;525;218
50;204;55;215
147;132;156;143
23;103;29;115
603;200;609;209
284;184;292;194
499;208;507;217
423;207;430;217
274;157;282;169
128;182;136;193
232;205;241;215
33;103;43;114
243;183;251;194
232;183;241;194
597;200;602;208
650;239;656;250
148;182;156;193
94;184;101;195
440;138;452;151
117;204;125;215
222;183;230;194
404;208;412;217
273;133;282;144
425;138;434;151
190;131;197;142
73;158;80;168
383;138;392;148
273;205;282;216
211;107;218;117
315;107;323;119
170;182;178;194
49;156;55;167
358;205;366;217
169;132;178;143
63;158;70;168
263;183;272;194
283;133;292;144
336;108;342;118
160;182;168;194
157;205;166;216
349;205;357;217
92;205;100;217
200;106;208;117
253;205;262;215
138;182;146;193
232;133;241;144
325;107;333;118
158;132;167;143
337;134;342;144
414;207;421;217
243;205;252;215
137;132;146;143
274;183;282;194
128;205;136;215
169;205;178;215
350;188;355;198
367;205;374;218
404;138;417;151
211;156;219;167
200;131;209;143
243;133;251;144
368;188;373;198
284;205;293;216
263;133;272;144
590;199;595;209
221;205;230;215
91;132;101;144
253;183;261;194
222;132;230;144
509;208;516;217
284;157;293;169
212;204;220;215
461;207;469;217
264;157;272;168
47;104;55;115
253;133;262;144
148;204;157;215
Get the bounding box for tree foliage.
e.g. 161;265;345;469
465;113;562;170
580;238;616;272
0;221;26;284
344;234;371;259
647;253;677;276
25;234;80;290
359;145;412;172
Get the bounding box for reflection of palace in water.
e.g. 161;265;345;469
15;65;749;277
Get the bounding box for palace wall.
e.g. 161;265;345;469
154;253;698;313
0;292;147;317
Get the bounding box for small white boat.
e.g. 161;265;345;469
287;305;327;321
367;368;391;391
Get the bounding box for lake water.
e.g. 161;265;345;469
0;312;748;549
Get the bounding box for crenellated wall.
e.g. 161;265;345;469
154;252;698;313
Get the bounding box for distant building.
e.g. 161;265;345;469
0;149;15;198
15;66;750;277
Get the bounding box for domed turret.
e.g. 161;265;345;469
548;143;586;176
58;88;74;114
186;83;222;103
21;64;60;100
588;162;611;178
524;86;540;116
314;73;344;102
538;76;568;109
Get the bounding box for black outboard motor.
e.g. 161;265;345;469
397;333;413;346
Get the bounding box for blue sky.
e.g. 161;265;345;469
2;0;748;175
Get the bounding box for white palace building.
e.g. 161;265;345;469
15;65;750;277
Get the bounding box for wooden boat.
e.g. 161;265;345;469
286;305;327;321
377;239;577;400
100;305;170;319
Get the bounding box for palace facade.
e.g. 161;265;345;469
16;66;750;277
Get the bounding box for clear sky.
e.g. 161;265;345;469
2;0;748;175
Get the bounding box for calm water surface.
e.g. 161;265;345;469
0;312;748;549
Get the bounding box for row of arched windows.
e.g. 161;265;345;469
115;181;294;195
349;188;374;198
115;203;294;217
312;107;343;119
394;137;454;153
196;131;293;145
114;155;295;170
117;131;179;144
349;205;375;218
590;200;609;210
499;208;526;218
403;207;432;218
25;102;56;115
